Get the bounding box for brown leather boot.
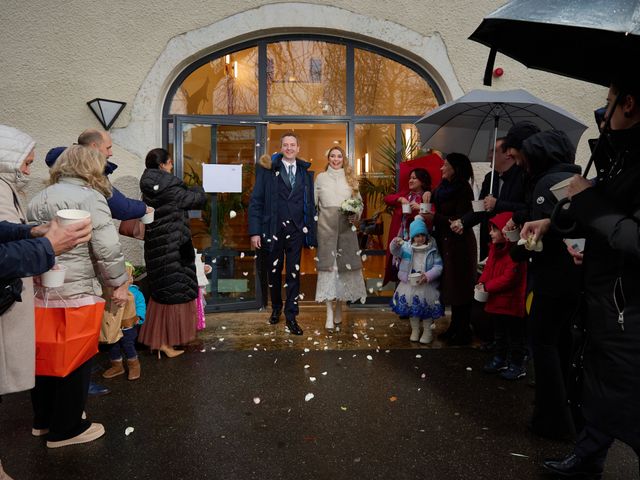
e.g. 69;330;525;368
127;358;141;381
102;359;125;379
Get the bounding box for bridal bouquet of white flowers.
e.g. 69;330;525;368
339;197;363;216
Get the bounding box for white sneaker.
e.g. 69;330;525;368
46;423;105;449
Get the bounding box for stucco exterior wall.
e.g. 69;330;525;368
0;0;604;261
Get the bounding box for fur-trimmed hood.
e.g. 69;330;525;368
258;152;311;170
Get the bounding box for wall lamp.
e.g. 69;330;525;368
87;98;126;130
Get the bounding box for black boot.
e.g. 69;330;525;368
542;453;603;478
269;308;282;325
286;318;303;335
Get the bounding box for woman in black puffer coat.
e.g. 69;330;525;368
138;148;206;357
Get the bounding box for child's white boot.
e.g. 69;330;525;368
334;300;342;325
325;301;335;329
409;317;421;342
420;319;433;344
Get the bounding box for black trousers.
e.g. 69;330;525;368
268;224;303;320
493;313;526;365
574;423;640;469
529;291;580;438
31;357;93;441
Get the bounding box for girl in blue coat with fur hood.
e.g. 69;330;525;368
390;216;444;343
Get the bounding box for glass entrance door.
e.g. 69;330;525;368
174;116;265;311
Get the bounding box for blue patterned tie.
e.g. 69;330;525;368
288;164;295;189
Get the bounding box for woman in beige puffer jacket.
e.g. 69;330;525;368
27;144;129;448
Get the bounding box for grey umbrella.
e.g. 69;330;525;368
415;88;587;193
469;0;640;86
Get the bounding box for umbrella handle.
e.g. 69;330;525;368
483;48;497;87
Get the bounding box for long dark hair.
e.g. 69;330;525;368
145;148;170;169
410;167;432;192
445;152;473;183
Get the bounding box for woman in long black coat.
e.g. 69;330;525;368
539;79;640;476
138;148;206;358
423;153;477;345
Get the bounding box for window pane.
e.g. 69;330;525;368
355;49;438;116
169;47;258;115
267;41;346;115
355;124;396;294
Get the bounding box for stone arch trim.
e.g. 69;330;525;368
113;2;463;157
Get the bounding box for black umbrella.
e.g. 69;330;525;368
469;0;640;87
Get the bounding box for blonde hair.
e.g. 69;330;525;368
48;145;112;198
326;146;359;196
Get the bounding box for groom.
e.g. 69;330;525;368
249;132;317;335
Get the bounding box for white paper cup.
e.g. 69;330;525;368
41;264;67;288
564;238;585;253
56;209;90;226
550;178;573;201
408;273;422;286
419;203;432;213
505;228;521;242
401;203;411;214
474;288;489;302
140;208;155;224
472;200;485;212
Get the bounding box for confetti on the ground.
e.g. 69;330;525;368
304;364;310;369
304;348;310;352
466;367;473;371
242;272;248;276
353;334;358;339
321;371;327;376
340;406;348;411
248;354;252;358
368;288;374;293
510;453;529;458
240;252;245;258
366;355;373;361
309;377;316;382
376;281;383;287
229;210;237;219
389;323;395;327
125;427;134;436
389;396;398;402
305;393;314;402
421;373;426;379
416;354;422;359
302;227;309;233
253;397;261;405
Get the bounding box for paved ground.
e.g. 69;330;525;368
0;306;637;479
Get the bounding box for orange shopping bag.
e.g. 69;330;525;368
34;296;105;377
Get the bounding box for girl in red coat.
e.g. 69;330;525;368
475;211;527;380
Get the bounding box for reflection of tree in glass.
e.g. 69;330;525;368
267;41;346;115
355;49;438;116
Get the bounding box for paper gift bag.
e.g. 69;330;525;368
100;290;136;344
34;296;105;377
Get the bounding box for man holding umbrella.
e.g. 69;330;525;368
454;136;526;259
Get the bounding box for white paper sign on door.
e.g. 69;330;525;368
202;164;242;193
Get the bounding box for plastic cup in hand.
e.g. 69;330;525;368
419;203;432;214
505;228;521;242
408;273;421;286
564;238;585;253
140;208;155;224
41;264;67;288
474;287;489;302
401;203;411;214
550;178;573;201
56;209;90;225
471;200;485;212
